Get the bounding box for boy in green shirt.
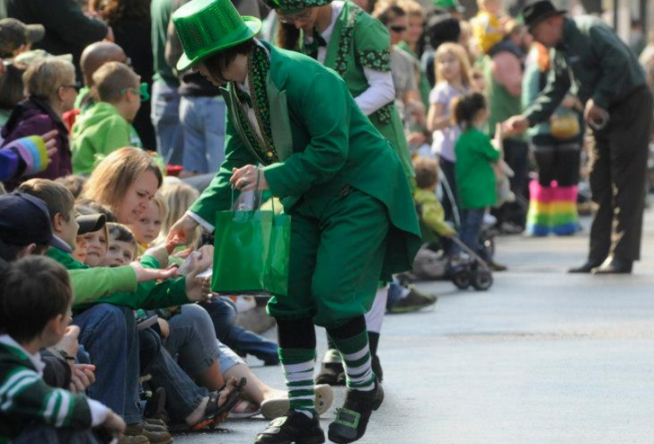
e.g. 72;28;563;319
71;62;144;175
0;256;126;444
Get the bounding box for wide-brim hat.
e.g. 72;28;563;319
0;18;45;56
522;1;566;31
173;0;262;72
268;0;332;14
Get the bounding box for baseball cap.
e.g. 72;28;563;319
0;192;70;251
76;213;106;235
0;18;45;57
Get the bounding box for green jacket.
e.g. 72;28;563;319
0;339;93;443
455;128;500;210
190;42;421;280
46;248;190;310
414;188;455;240
71;102;143;175
525;16;646;124
297;1;414;179
68;266;136;305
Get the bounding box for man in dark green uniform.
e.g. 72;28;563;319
506;0;653;275
166;0;421;442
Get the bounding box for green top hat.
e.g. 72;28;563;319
268;0;332;14
172;0;262;72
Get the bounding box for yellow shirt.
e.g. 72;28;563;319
414;188;456;237
472;11;503;54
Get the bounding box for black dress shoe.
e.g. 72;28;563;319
328;379;384;444
568;260;604;273
592;258;633;274
254;410;325;444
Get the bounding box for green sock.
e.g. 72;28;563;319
329;331;375;391
279;347;316;417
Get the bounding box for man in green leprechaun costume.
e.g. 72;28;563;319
264;0;428;388
166;0;421;442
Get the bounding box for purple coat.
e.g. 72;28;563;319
1;97;72;189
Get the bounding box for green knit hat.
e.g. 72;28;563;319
172;0;262;71
432;0;465;12
268;0;332;14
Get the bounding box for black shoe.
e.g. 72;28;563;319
386;285;437;314
592;257;633;275
487;261;507;272
568;260;604;274
254;410;325;444
315;362;345;386
328;379;384;444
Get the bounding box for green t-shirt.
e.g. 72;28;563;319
454;128;500;210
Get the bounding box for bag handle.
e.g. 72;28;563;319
230;167;276;213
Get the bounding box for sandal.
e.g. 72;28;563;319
191;377;247;430
228;399;261;419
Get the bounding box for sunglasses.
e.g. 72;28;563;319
59;81;82;92
389;25;407;33
121;82;150;102
278;9;312;24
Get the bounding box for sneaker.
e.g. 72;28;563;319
254;410;325;444
387;286;437;314
328;379;384;444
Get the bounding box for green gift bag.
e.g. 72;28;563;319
211;195;291;297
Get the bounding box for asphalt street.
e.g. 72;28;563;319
176;210;654;444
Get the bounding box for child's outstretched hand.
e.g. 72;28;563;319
130;262;178;282
184;247;214;302
143;244;170;269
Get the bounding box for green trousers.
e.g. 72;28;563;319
267;188;389;328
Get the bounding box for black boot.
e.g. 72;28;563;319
592;257;633;274
569;259;604;273
328;379;384;444
315;345;345;386
367;332;383;383
254;410;325;444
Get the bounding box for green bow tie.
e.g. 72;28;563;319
236;87;252;108
305;29;328;60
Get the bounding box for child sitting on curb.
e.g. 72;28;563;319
0;256;126;444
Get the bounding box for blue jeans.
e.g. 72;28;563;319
179;95;226;174
460;208;488;260
12;425;100;444
73;304;141;424
151;81;184;165
147;332;208;421
201;297;279;363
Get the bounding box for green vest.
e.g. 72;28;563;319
297;1;414;179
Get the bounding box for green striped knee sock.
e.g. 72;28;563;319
279;347;317;418
329;331;375;391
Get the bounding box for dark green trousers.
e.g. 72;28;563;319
587;86;653;262
267;188;389;328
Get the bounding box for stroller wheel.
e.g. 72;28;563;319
472;270;493;291
452;270;472;290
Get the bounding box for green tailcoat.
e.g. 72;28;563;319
190;42;420;281
297;1;414;179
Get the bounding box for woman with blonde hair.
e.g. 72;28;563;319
426;42;472;220
82;147;163;224
1;56;78;188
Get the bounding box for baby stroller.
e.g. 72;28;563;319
402;236;494;291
